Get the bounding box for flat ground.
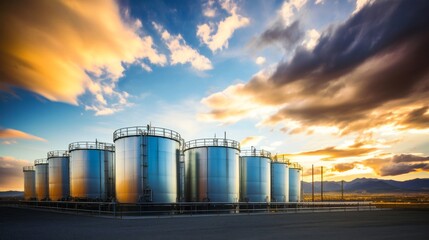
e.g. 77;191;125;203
0;207;428;240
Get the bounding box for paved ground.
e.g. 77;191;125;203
0;207;428;240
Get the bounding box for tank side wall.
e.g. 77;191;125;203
24;171;36;200
35;164;49;200
184;147;208;202
48;157;70;201
70;150;109;200
289;168;301;202
207;147;239;202
115;136;142;203
240;156;271;202
271;163;288;202
146;136;179;203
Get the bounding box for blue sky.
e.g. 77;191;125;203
1;0;429;190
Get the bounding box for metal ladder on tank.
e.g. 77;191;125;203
141;130;152;202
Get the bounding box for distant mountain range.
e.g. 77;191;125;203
303;178;429;193
1;178;428;198
0;191;24;198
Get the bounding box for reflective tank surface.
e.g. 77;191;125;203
114;126;181;203
23;166;36;200
289;163;301;202
184;138;240;202
48;150;70;201
240;149;271;202
69;141;115;200
35;158;49;200
179;158;185;202
271;159;289;202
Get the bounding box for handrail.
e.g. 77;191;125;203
240;149;271;158
47;150;69;158
184;138;240;150
23;166;35;171
289;162;302;169
272;154;290;164
34;158;48;165
69;141;115;151
113;126;182;142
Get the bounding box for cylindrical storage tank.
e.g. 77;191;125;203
47;150;70;201
69;141;115;201
23;166;36;200
240;149;271;202
34;158;49;200
271;158;289;202
113;126;181;203
289;163;302;202
184;138;240;202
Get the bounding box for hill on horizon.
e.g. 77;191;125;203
303;178;429;193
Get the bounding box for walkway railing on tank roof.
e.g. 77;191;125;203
113;126;182;142
272;154;290;164
34;158;48;165
23;166;35;171
289;162;302;169
184;138;240;150
47;150;69;158
69;141;115;151
240;149;271;158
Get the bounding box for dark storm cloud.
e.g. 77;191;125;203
202;0;429;134
272;0;429;85
379;163;429;176
363;154;429;176
251;20;303;50
400;106;429;129
266;0;429;130
391;154;429;163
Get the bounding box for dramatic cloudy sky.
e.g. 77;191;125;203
1;0;429;191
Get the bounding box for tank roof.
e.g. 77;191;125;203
47;150;69;158
23;166;35;171
34;158;48;165
69;141;114;151
240;149;271;158
184;138;240;151
113;125;182;142
289;162;302;169
272;154;290;164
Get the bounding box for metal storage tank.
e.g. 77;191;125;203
34;158;49;200
240;148;271;202
48;150;70;201
271;156;289;202
69;141;115;201
184;138;240;202
113;125;182;203
23;166;36;200
289;162;302;202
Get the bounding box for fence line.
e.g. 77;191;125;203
14;201;376;218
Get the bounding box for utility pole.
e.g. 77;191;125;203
341;180;344;201
321;166;323;202
312;164;314;202
301;166;304;202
